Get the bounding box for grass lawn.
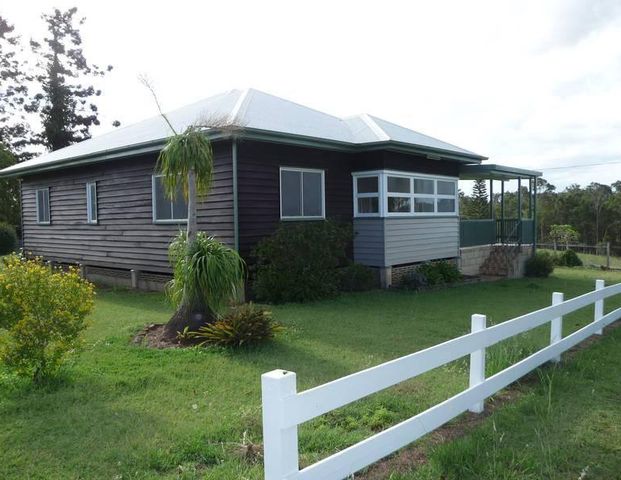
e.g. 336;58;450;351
1;268;621;479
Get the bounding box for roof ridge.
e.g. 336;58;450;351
358;113;390;141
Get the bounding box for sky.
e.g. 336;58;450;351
3;0;621;190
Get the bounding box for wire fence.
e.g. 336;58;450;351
537;242;621;269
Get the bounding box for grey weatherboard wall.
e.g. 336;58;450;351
20;141;233;273
354;217;460;267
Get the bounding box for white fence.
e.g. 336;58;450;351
261;280;621;480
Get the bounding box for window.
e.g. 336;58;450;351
152;175;188;223
355;175;380;216
352;171;459;217
36;188;50;224
280;167;325;219
86;182;98;224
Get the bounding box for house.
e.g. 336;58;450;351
0;88;541;289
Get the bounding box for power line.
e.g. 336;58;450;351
539;160;621;171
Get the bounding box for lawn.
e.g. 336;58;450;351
1;268;620;479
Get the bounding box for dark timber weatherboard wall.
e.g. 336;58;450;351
20;141;233;273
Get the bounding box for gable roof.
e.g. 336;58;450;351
0;88;486;177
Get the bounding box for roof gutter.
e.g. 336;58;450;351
0;128;486;178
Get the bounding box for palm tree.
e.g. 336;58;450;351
142;78;245;337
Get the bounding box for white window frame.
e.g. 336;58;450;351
86;181;98;224
352;170;459;218
279;167;326;220
353;174;382;217
151;175;188;224
35;187;51;225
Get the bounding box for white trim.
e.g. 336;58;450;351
35;187;50;225
279;167;326;220
352;170;459;218
353;174;381;217
151;174;189;224
86;181;98;224
230;88;250;123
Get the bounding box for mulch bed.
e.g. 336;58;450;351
132;323;197;349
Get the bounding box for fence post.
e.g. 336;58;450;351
594;279;605;335
606;242;611;269
469;314;486;414
550;292;564;363
262;369;299;480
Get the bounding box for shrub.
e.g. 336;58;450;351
338;263;376;292
398;271;428;290
417;260;462;286
524;252;555;278
559;249;583;267
0;223;17;255
0;254;95;382
192;303;282;348
252;221;351;303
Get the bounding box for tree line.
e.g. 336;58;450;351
461;178;621;247
0;7;116;226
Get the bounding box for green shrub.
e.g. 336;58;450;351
0;254;95;382
338;263;376;292
0;223;17;255
192;303;282;348
525;252;555;278
417;260;462;286
398;271;428;290
559;249;583;267
252;221;351;303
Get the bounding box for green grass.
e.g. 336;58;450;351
540;248;621;269
1;268;621;479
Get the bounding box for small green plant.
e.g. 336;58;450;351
192;303;282;348
0;222;17;255
338;263;376;292
525;252;555;277
252;221;351;303
417;260;462;286
558;249;583;267
0;254;94;382
398;271;428;290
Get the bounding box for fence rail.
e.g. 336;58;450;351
261;280;621;480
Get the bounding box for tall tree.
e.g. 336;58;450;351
465;179;489;219
29;7;116;151
0;16;34;159
0;146;20;226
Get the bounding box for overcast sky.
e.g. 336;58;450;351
4;0;621;190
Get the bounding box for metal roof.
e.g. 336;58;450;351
0;88;487;177
459;163;542;180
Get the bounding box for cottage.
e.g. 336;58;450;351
0;89;541;288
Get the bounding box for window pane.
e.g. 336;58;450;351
37;190;43;222
302;172;322;217
37;189;49;223
438;198;456;213
388;196;411;213
414;179;434;194
414;197;435;212
387;176;410;193
357;176;378;194
437;180;456;195
154;177;171;220
88;183;97;222
172;189;188;220
358;196;378;214
44;191;49;222
281;170;301;217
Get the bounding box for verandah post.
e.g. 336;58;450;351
594;279;605;335
550;292;564;363
469;314;487;413
262;369;299;480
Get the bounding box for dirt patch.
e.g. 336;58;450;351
357;320;621;479
132;323;198;349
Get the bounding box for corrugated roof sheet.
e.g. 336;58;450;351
1;88;486;176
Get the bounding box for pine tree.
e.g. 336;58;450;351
0;16;34;160
465;179;489;219
29;7;117;151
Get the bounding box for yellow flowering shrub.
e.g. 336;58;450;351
0;254;95;382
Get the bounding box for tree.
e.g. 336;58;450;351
464;179;489;219
549;224;579;249
0;147;20;226
585;183;612;244
0;16;34;160
29;7;117;151
142;79;245;337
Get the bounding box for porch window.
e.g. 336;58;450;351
280;167;325;220
86;182;98;224
355;175;380;216
152;175;188;223
36;187;50;224
352;170;458;217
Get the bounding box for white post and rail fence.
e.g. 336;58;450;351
261;279;621;480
